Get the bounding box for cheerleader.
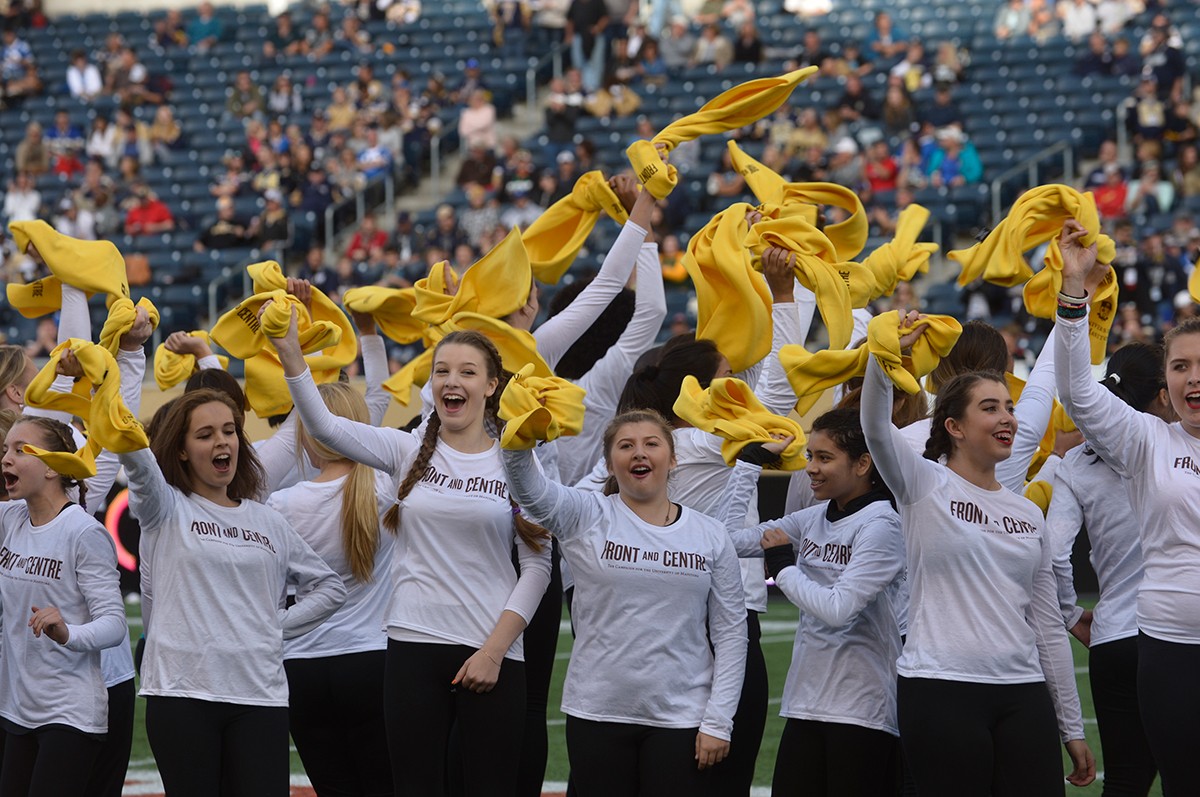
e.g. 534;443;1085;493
1055;218;1200;796
269;318;552;796
0;415;126;795
1047;342;1170;796
503;409;747;797
861;312;1093;796
119;388;346;797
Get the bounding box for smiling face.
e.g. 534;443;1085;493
945;378;1017;464
1165;331;1200;437
431;342;499;434
179;401;240;503
805;429;872;506
606;420;676;504
0;421;58;502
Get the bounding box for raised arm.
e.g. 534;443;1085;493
861;354;941;505
998;326;1058;493
360;332;392;427
119;447;175;535
502;447;603;542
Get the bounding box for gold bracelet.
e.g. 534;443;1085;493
482;650;501;667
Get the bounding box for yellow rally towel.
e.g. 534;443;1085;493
682;206;773;373
153;331;230;391
6;277;63;320
1024;480;1053;516
413;229;533;326
1023;235;1118;365
23;339;149;476
246;260;357;372
1006;373;1078;481
212;289;342;360
950;185;1100;288
743;214;874;350
244;348;342;418
627;66;820;199
860;205;938;299
673;375;807;469
780;311;961;415
342;286;424;344
522;171;630;284
498;363;587;450
1190;261;1200;306
98;297;160;356
6;220;130;317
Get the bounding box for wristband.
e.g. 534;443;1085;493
1056;303;1088;320
1057;289;1088;306
763;543;795;580
736;442;782;468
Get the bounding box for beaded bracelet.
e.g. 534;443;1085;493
1056;303;1088;319
1056;290;1088;308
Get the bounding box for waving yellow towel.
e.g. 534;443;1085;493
342;286;424;344
673;375;807;469
950;185;1100;287
153;331;229;391
98;297;160;357
1190;261;1200;306
6;220;130;318
1024;480;1053;516
744;214;874;350
247;260;358;371
682;205;773;373
522;171;630;284
413;228;533;326
242;347;342;418
212;289;342;360
1022;232;1118;365
860;205;937;299
498;363;587;449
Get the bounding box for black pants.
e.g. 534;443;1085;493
709;611;766;797
284;650;392;797
144;696;290;797
516;539;562;797
82;678;135;797
1090;637;1158;797
1137;631;1200;796
0;724;102;797
771;718;898;797
384;640;526;797
897;676;1064;797
565;717;714;797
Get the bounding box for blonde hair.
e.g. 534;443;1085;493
297;382;381;583
0;346;31;402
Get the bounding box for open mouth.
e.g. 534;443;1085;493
2;471;17;490
1187;391;1200;410
993;430;1013;446
630;464;651;479
213;454;232;473
441;393;466;412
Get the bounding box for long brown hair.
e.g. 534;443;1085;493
297;382;381;583
382;331;549;551
8;415;89;506
600;409;676;496
150;388;265;501
923;371;1007;462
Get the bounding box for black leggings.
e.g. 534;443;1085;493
771;718;898;797
284;650;392;797
144;696;290;797
516;538;562;797
565;717;714;797
82;678;136;797
897;676;1064;797
0;724;102;797
1090;636;1158;797
1137;631;1200;796
709;611;767;797
384;639;526;797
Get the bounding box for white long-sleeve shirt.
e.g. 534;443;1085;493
285;367;552;660
503;447;747;741
1046;444;1142;645
0;502;126;733
1056;313;1200;645
862;355;1085;742
122;447;346;706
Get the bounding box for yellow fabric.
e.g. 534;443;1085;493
726;142;869;261
1087;267;1120;365
1024;480;1052;516
5;277;63;319
498;363;588;450
212;290;342;360
743;214;875;350
413;229;533;326
779;311;962;415
1021;230;1117;366
341;286;424;345
243;348;341;418
98;297;160;356
246;260;357;372
626;140;678;199
949;185;1101;288
681;205;774;373
673;375;808;469
1190;260;1200;305
153;331;229;391
522;171;630;283
382;348;434;407
1006;374;1078;481
7;220;129;316
860;205;937;299
23;339;149;476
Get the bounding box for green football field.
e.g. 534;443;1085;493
123;596;1163;795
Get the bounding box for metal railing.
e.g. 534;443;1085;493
323;173;397;257
526;44;566;118
988;140;1077;222
1116;97;1137;164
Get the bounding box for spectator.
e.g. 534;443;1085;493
356;126;393;182
584;77;640;117
1;26;40;102
44;110;85;178
455;141;498;189
533;0;570;51
263;11;301;59
148;104;184;160
329;149;366;194
487;0;530;57
114;107;153;165
836;74;880;124
863;139;899;194
555;149;580;191
73;160;117;233
458;89;498;151
797;29;832;71
391;211;421;273
348;63;386;115
186;1;224;52
266;72;302;117
1026;0;1060;44
66;49;102;101
1083;140;1124;188
226;70;264;119
209;151;250;199
1141;22;1185;102
690;23;732;69
380;0;422;25
1110;36;1139;77
706;148;747;199
1076;31;1112;76
253;189;292;253
346;215;389;261
251;147;282;195
927;126;982;187
721;0;755;30
1095;163;1129;219
195;196;254;251
326;86;358;134
881;83;916;136
2;173;40;222
95;32;126;79
920;84;963;130
453;59;493;109
151;9;188;51
297;165;338;218
890;42;929;93
931;41;967;85
534;169;561;207
24;317;59;359
336;15;373;56
301;11;336;61
105;47;153;106
637;37;668;85
424;204;468;253
826;137;863;188
457;183;498;249
1059;0;1098;43
659;17;695;72
1125;160;1174;218
1096;0;1133;36
544;77;583;159
124;184;175;236
52;195;96;240
731;22;762;65
994;0;1030;41
1132;229;1185;322
1129;77;1167;144
1174;144;1200;199
499;187;543;230
864;11;907;65
565;0;608;92
298;247;340;295
85;115;120;167
14;121;48;175
1165;100;1198;146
